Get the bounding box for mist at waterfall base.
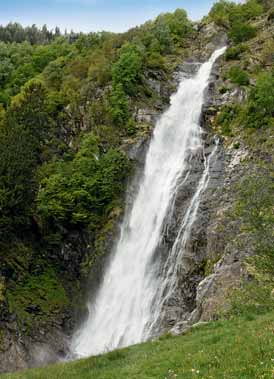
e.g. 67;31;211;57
71;47;226;358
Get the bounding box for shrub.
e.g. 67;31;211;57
126;118;138;136
243;72;274;128
110;84;130;127
112;43;143;95
146;52;165;69
225;44;248;60
7;268;69;329
240;0;263;20
228;66;250;86
216;104;240;136
228;22;257;43
208;0;237;27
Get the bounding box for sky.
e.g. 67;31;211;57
0;0;222;33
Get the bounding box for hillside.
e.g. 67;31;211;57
0;0;273;374
1;311;274;378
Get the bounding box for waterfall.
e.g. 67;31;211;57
147;137;220;334
71;46;226;357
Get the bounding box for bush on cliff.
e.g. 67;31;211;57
216;103;240;135
225;44;248;60
110;84;130;127
228;22;257;43
112;43;144;96
227;66;250;86
244;72;274;128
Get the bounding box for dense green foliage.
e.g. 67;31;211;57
225;43;248;60
0;7;194;241
208;0;263;43
243;72;274;128
112;43;144;96
208;0;263;27
155;9;193;45
218;71;274;132
110;84;130;127
227;66;250;86
216;104;240;135
228;22;257;43
0;39;72;105
1;311;274;379
37;134;130;236
0;80;52;237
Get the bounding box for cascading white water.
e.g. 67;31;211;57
148;137;220;333
72;46;226;357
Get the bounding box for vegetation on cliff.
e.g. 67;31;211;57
0;7;194;345
209;0;274;320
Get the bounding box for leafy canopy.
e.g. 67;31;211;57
37;133;130;233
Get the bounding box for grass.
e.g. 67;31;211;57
1;311;273;379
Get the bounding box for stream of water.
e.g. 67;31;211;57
72;46;226;357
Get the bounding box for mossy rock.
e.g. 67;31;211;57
7;268;69;332
202;255;222;277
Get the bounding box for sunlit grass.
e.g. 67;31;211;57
1;311;274;379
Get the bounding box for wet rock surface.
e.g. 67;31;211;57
157;43;255;334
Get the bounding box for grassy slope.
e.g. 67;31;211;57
1;311;273;379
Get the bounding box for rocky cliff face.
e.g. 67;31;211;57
138;44;237;335
158;57;247;334
163;12;274;334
